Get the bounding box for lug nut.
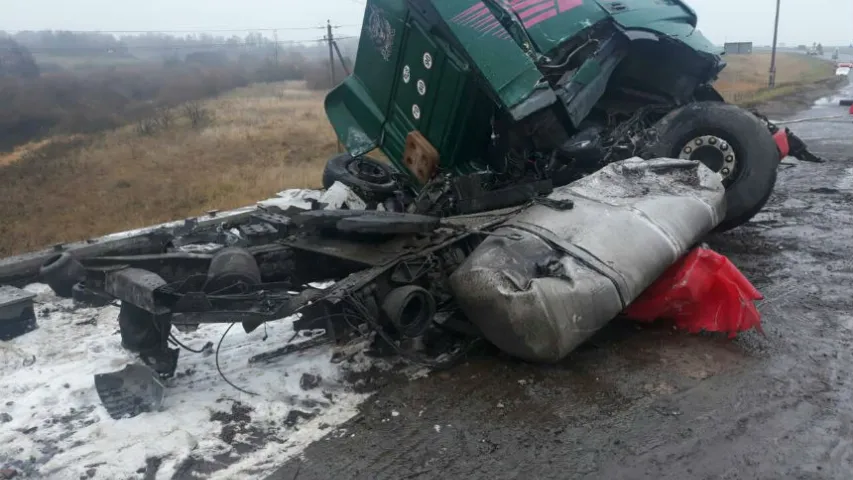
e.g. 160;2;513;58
721;143;729;151
725;155;734;162
683;146;693;154
721;168;730;175
709;137;717;144
694;138;703;145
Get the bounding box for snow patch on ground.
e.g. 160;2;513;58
836;167;853;191
0;284;378;480
813;94;845;106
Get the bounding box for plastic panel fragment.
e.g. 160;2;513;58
623;247;764;337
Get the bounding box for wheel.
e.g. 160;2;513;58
321;153;398;200
646;102;778;232
39;252;86;298
118;302;165;353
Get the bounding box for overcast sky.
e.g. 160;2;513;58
4;0;852;46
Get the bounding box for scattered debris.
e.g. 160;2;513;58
211;402;254;444
0;156;770;431
284;410;317;427
299;373;322;391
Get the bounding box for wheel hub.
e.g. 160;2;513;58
348;158;389;184
677;135;737;182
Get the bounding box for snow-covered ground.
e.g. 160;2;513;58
0;187;409;480
0;284;386;479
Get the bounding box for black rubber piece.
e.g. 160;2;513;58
118;302;165;353
381;285;437;338
335;213;441;235
71;282;114;308
646;102;779;232
321;153;398;200
39;252;86;298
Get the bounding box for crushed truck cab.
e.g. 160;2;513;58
324;0;815;231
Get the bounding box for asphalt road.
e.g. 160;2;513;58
268;79;853;480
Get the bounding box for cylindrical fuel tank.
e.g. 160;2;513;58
449;158;727;362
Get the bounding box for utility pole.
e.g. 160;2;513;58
769;0;781;88
273;29;279;65
327;20;340;152
326;20;336;88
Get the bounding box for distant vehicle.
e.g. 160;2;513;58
836;66;851;76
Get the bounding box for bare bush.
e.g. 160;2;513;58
183;102;212;129
135;117;159;137
0;51;348;151
0;64;245;150
154;107;174;129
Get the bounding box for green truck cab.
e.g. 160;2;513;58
323;0;782;231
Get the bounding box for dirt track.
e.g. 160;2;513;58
265;77;853;480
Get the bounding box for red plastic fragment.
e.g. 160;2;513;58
623;248;764;338
773;129;790;159
849;103;853;115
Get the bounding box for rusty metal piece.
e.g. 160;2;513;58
403;131;439;184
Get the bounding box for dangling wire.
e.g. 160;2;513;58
215;323;258;396
213;311;374;396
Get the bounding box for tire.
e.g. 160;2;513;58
39;252;86;298
118;302;164;353
321;153;398;201
646;102;778;232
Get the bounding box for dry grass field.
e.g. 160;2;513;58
715;52;837;103
0;53;837;256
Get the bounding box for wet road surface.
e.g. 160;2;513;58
268;79;853;480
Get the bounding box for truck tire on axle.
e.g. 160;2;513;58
646;102;778;232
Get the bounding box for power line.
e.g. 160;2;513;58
8;25;360;35
0;37;359;53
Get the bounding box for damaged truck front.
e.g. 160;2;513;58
323;0;815;231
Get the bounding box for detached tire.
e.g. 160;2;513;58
321;153;398;201
647;102;778;232
39;253;86;298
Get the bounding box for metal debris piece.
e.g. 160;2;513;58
0;285;37;341
94;364;165;420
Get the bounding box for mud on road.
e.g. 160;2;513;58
266;85;853;480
